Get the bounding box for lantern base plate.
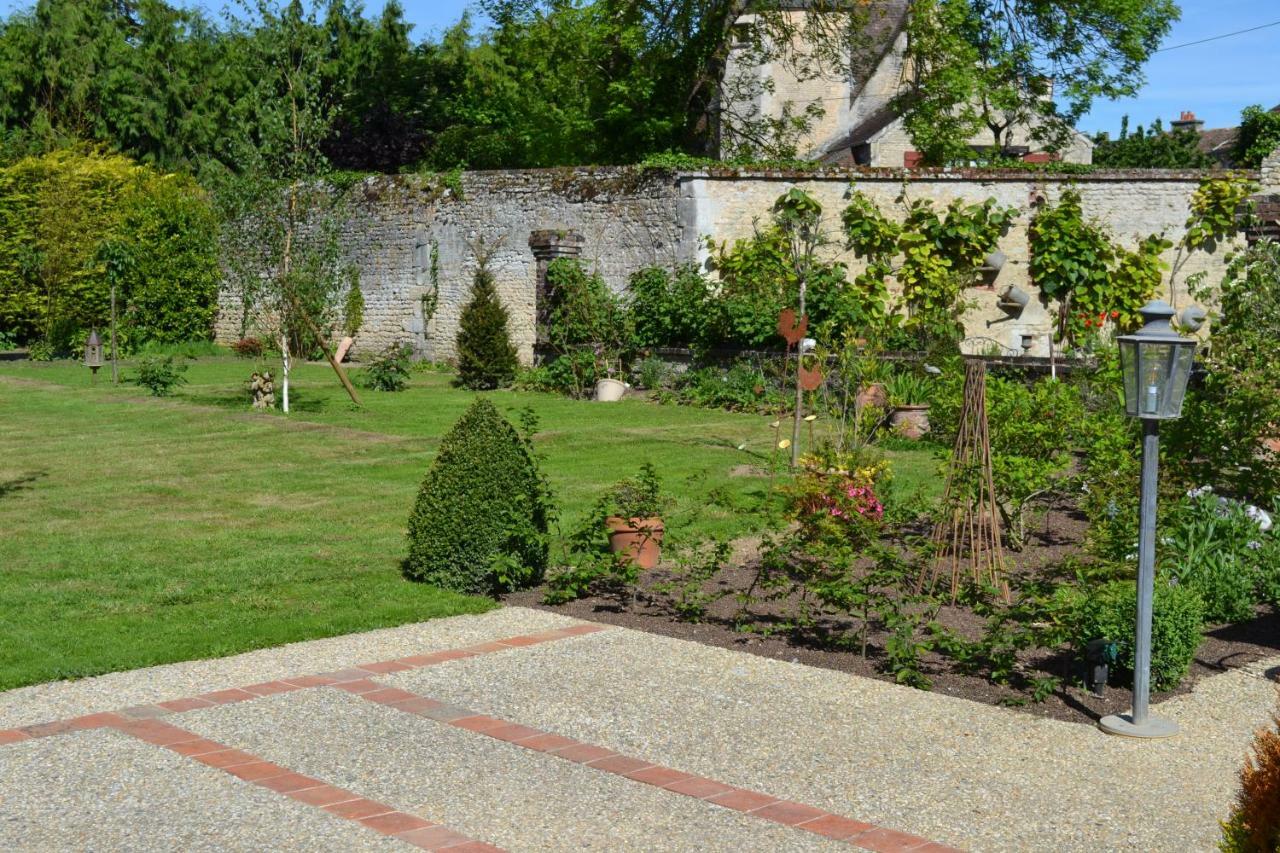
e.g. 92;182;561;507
1098;712;1179;739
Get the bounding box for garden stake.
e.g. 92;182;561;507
919;360;1008;603
110;284;119;385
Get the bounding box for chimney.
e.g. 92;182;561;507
1170;111;1204;133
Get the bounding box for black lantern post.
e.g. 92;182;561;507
1099;300;1197;739
84;329;104;382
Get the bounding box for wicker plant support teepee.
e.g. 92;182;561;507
919;360;1010;603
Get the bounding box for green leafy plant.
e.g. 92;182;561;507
601;462;663;520
406;398;552;595
1029;189;1167;347
1162;490;1277;624
628;264;711;349
360;342;413;392
669;361;782;413
342;273;364;338
930;370;1083;548
881;371;932;407
131;356;189;397
633;355;669;391
653;540;733;622
1167;239;1280;502
1234;104;1280;170
455;262;518;391
542;462;664;605
1068;577;1204;692
841;189;1014;346
545;259;632;391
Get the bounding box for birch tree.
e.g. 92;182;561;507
213;0;361;412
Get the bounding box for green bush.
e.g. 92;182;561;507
1070;578;1204;692
628;264;711;349
669;361;782;413
0;149;218;351
360;342;413;392
1163;490;1277;623
456;265;517;390
131;356;189;397
405;398;551;595
1166;240;1280;503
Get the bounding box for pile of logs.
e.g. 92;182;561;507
249;371;275;409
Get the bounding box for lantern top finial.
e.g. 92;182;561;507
1123;300;1184;344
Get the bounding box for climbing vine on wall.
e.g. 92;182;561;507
841;189;1016;344
1029;189;1169;346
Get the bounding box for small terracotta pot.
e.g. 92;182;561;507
855;382;887;410
890;404;931;439
606;516;665;569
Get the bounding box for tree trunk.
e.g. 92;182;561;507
281;334;291;414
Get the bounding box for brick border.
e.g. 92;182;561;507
0;621;956;852
0;623;607;744
113;717;501;851
346;680;957;853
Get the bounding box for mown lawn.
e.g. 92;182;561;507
0;356;941;689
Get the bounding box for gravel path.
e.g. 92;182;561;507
383;620;1280;852
3;606;1274;852
0;609;577;730
0;728;405;851
180;689;843;852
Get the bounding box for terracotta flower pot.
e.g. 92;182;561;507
606;516;665;569
890;404;931;439
855;382;887;409
595;378;626;401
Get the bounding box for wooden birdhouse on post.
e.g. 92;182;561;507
84;329;104;381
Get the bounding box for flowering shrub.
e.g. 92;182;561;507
787;454;890;546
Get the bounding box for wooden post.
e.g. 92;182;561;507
110;284;119;385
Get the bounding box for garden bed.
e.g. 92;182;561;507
509;506;1280;726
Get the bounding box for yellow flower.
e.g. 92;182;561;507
778;439;792;449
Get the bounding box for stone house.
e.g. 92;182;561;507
721;0;1094;166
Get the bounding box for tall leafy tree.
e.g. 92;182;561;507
214;0;360;410
1092;116;1213;169
896;0;1179;163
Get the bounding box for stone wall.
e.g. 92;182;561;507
215;169;687;363
680;167;1243;356
216;166;1253;363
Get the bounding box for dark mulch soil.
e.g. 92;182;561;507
506;507;1280;726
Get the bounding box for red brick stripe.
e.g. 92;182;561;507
0;623;610;745
348;681;957;853
110;717;502;852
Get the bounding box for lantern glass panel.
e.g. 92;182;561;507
1120;339;1140;417
1163;343;1195;418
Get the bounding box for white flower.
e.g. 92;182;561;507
1247;541;1263;551
1244;505;1273;532
1186;485;1213;499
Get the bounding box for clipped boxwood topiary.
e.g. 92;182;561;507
406;398;550;595
1071;577;1205;692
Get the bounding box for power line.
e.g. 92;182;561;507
1155;18;1280;52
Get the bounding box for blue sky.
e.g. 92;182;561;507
1;0;1275;135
